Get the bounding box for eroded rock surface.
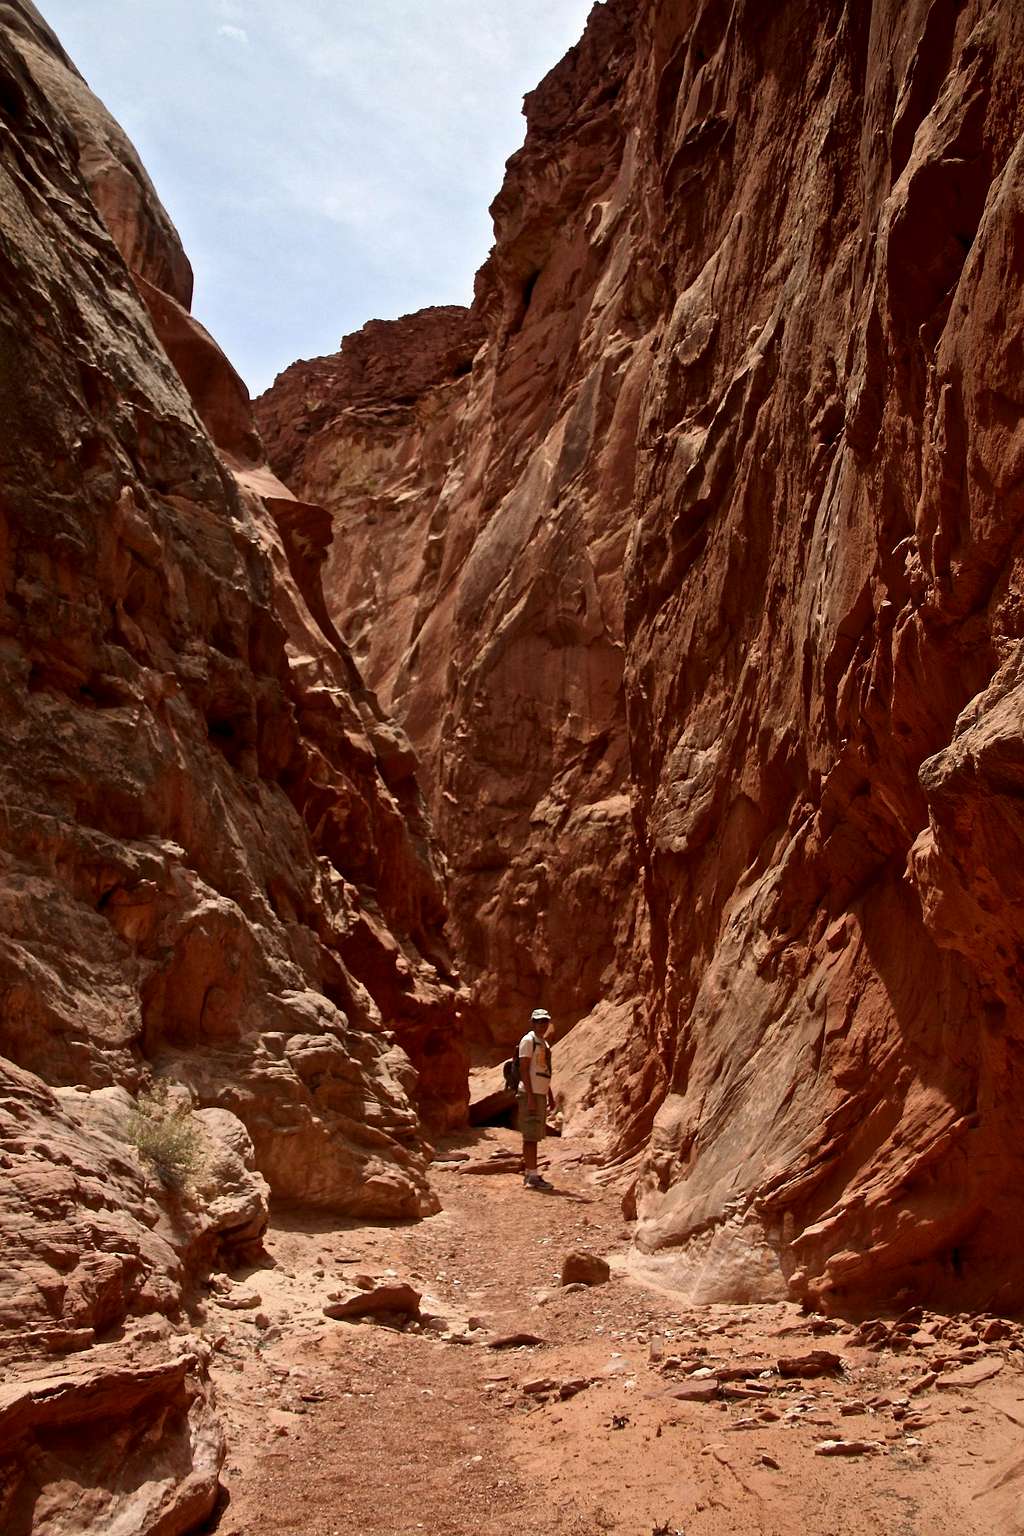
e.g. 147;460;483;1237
0;1064;268;1363
0;0;465;1202
0;1347;224;1536
260;0;1024;1314
0;3;466;1528
256;38;640;1047
0;1060;246;1534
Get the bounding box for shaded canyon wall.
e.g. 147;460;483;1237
259;0;1024;1315
0;4;466;1529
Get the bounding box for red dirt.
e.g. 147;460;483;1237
201;1128;1024;1536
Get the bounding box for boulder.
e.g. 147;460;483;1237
560;1251;611;1287
468;1064;517;1127
323;1281;422;1321
0;1347;223;1536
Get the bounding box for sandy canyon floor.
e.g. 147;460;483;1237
198;1128;1024;1536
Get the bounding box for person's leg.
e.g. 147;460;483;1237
523;1137;538;1173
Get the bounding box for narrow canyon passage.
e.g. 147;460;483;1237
204;1128;1024;1536
5;3;1024;1531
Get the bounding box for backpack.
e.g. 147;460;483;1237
502;1033;551;1093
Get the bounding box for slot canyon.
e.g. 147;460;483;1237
2;1;1024;1532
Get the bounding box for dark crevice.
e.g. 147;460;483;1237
521;268;541;317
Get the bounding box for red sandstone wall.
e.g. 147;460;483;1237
0;8;474;1524
0;0;468;1369
258;9;643;1053
260;0;1024;1314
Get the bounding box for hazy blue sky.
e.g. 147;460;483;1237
42;1;595;393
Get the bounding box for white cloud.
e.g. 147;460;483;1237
217;23;248;44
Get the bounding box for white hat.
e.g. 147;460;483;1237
530;1008;551;1022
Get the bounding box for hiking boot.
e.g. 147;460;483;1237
524;1172;553;1191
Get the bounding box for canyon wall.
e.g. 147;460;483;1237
258;6;646;1061
0;4;465;1528
260;0;1024;1315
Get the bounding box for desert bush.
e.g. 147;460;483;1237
125;1083;205;1192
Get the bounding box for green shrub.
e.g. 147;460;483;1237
126;1083;205;1192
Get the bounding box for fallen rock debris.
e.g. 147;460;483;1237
560;1250;611;1287
937;1359;1003;1390
213;1290;263;1311
459;1154;524;1176
815;1439;885;1457
777;1350;844;1378
663;1380;719;1402
322;1281;422;1321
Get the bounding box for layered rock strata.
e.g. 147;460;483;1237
0;1063;254;1534
260;0;1024;1314
257;8;643;1050
0;3;465;1526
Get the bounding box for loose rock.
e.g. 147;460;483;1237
322;1281;422;1321
488;1333;545;1351
777;1351;844;1379
936;1360;1003;1390
560;1251;611;1287
815;1440;884;1457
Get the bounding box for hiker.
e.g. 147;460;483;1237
518;1007;554;1190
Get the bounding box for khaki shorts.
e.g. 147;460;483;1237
517;1088;548;1142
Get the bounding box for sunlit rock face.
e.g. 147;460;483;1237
257;9;643;1063
260;0;1024;1314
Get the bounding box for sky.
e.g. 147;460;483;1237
41;0;596;394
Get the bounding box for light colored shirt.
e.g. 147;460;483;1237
518;1030;552;1095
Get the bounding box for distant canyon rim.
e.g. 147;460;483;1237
2;0;1024;1533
